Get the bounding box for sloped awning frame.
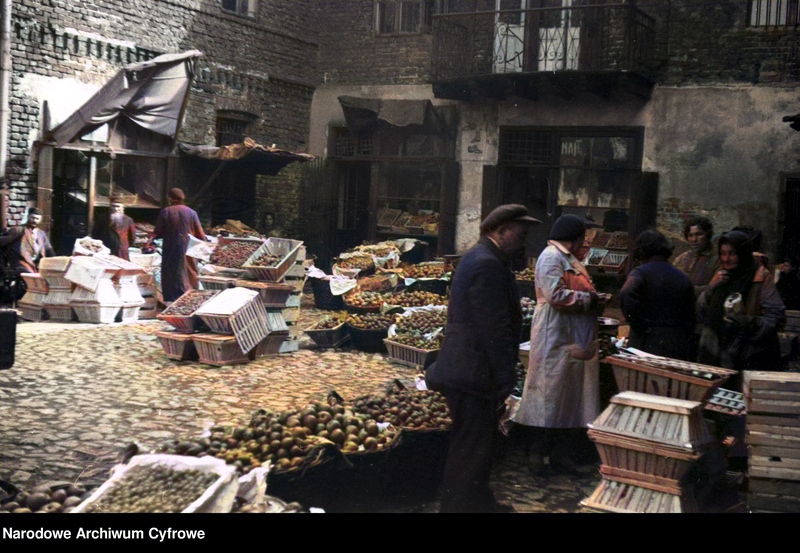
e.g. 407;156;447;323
177;137;315;176
47;50;204;147
338;95;446;134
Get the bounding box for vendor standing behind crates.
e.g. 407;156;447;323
150;188;207;303
91;198;136;261
0;207;54;274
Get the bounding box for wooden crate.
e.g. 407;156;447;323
72;303;121;324
192;333;251;366
234;279;295;308
304;321;349;348
743;371;800;416
199;276;237;291
157;289;219;332
589;391;713;449
194;287;270;354
17;303;47;322
243;238;304;282
44;305;74;322
21;273;48;294
249;331;290;358
20;291;47;307
384;339;439;368
606;353;736;402
155;330;199;361
581;478;696;513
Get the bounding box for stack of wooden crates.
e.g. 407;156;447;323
278;245;311;353
744;371;800;513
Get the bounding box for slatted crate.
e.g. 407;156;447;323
157;289;219;332
234;279;295;308
118;303;144;323
38;256;71;273
743;371;800;416
249;331;290;358
40;271;72;291
194;287;270;355
69;279;121;305
19;291;47;307
192;333;251;366
242;238;304;282
20;273;48;294
199;275;237;291
17;303;47;322
138;297;161;320
383;339;439;369
44;305;74;322
72;303;121;324
581;478;697;513
304;320;350;348
155;330;199;361
208;236;264;272
43;288;72;307
605;353;737;402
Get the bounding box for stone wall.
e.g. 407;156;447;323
4;0;320;226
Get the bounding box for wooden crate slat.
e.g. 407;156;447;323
748;478;800;497
750;455;800;470
748;444;800;460
748;465;800;481
747;414;800;427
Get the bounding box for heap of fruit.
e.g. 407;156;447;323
82;464;218;513
356;275;395;293
344;291;385;310
161;290;218;316
387;332;443;351
311;314;348;330
248;253;283;267
388;290;448;307
520;297;535;320
346;312;395;330
0;483;89;514
355;244;397;258
404;263;447;279
352;389;451;431
158;402;399;473
336;255;374;271
394;309;447;334
210;240;263;269
515;267;536;281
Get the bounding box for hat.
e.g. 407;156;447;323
480;204;541;234
168;188;185;201
27;207;42;216
549;214;586;242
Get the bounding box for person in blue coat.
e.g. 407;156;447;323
426;204;540;513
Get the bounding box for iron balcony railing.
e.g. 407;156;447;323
431;3;656;81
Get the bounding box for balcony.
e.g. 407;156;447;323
431;3;657;101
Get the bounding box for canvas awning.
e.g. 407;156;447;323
177;137;315;175
338;95;443;133
48;50;203;147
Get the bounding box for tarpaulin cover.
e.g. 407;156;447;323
338;96;442;132
177;137;315;176
49;50;203;147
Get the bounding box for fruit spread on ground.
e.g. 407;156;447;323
387;290;448;307
82;464;218;513
394;309;447;334
346;312;395;330
210;240;263;268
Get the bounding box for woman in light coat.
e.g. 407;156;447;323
513;214;606;475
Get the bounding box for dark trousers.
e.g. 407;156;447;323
439;388;499;513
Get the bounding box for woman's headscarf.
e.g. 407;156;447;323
705;230;759;338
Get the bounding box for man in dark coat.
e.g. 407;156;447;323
426;204;540;513
151;188;207;303
91;199;137;260
0;207;55;274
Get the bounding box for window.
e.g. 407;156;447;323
749;0;800;26
216;113;254;146
375;0;435;35
222;0;256;19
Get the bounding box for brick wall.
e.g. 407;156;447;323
317;0;433;85
4;0;321;226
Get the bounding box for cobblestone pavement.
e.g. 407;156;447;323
0;306;747;513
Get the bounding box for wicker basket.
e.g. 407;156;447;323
192;333;251;366
243;238;304;282
310;277;346;310
305;320;350;348
383;339;439;368
347;324;389;353
155;330;199;361
405;278;448;296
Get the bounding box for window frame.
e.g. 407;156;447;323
215;111;257;147
374;0;436;36
221;0;257;20
748;0;800;28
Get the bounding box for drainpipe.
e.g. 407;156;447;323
0;0;11;231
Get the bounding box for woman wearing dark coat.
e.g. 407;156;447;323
697;230;785;389
619;230;696;360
